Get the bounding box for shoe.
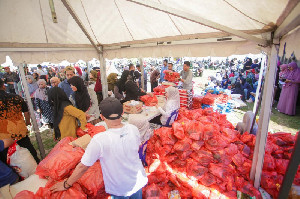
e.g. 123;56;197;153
246;99;253;103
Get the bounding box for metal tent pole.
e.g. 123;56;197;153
18;63;46;159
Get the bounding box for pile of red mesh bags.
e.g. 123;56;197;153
29;132;108;198
240;131;300;198
202;93;230;106
163;70;180;82
140;94;158;106
144;107;299;199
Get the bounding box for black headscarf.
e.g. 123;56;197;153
48;87;72;139
116;70;130;93
68;76;91;112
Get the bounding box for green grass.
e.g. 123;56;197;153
30;129;57;159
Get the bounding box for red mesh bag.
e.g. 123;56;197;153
14;190;36;199
172;121;185;140
35;180;87;199
263;154;275;171
173;137;192;152
77;123;106;137
163;70;180;82
275;159;289;175
35;137;84;180
186;159;208;180
154;127;177;145
78;161;104;197
140;94;158;106
145;183;165;199
199;172;216;186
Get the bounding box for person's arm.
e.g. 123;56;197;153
1;138;14;149
64;106;87;131
114;86;123;100
50;163;89;192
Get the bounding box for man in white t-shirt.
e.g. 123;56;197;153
50;97;148;198
36;65;47;76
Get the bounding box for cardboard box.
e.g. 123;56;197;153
123;101;143;114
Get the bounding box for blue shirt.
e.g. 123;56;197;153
139;71;148;91
0;140;19;187
159;65;168;83
58;79;75;100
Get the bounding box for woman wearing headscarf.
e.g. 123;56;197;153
277;62;300;115
26;75;39;96
232;77;245;100
115;70;130;100
88;70;98;90
124;74;146;102
34;79;53;127
26;75;39;110
107;73;118;96
150;86;180;126
48;87;87;140
68;76;100;124
68;76;91;112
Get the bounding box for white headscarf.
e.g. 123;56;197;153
128;116;153;142
34;79;48;101
165;86;180;108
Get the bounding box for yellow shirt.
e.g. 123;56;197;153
59;105;87;139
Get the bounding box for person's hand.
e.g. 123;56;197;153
148;93;154;97
285;79;291;83
180;79;184;82
86;113;91;120
155;104;159;109
108;91;113;96
50;181;67;192
140;88;145;92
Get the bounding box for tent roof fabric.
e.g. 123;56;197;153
0;0;296;62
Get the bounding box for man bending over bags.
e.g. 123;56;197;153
50;97;148;198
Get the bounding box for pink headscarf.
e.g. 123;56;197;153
279;64;288;78
285;62;300;87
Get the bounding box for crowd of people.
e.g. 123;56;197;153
0;60;195;198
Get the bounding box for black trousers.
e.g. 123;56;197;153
151;82;158;92
0;136;40;165
149;115;162;125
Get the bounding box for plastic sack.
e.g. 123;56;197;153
14;190;36;199
154;127;177;145
78;161;105;197
199;173;216;186
35;137;84;180
140;94;158;106
7;142;37;179
35;180;87;199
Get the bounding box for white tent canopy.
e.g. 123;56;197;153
0;0;299;63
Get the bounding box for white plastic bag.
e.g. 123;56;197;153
7;143;37;179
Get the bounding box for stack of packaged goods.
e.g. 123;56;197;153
153;85;170;96
192;96;203;109
179;89;193;109
143;107;300;198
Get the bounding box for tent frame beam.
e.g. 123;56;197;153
61;0;101;53
101;28;274;48
274;1;300;38
126;0;268;46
